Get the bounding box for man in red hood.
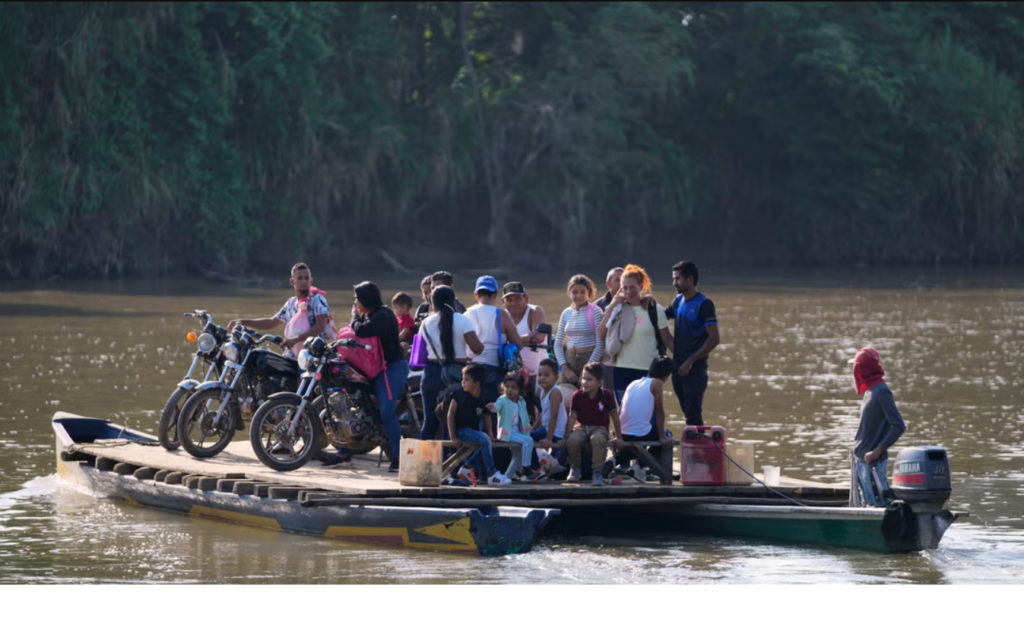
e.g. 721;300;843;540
849;347;906;506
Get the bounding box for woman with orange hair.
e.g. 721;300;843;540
598;264;674;409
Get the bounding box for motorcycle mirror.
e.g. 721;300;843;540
536;322;553;335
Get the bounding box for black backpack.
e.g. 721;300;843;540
647;300;667;356
436;384;463;419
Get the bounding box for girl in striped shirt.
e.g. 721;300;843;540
554;275;605;387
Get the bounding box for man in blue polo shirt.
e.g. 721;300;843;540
666;260;720;426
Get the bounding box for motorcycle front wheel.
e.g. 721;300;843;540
177;389;239;459
157;386;192;451
249;397;321;472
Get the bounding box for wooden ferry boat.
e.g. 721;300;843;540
52;412;964;556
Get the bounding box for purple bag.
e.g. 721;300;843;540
409;333;428;368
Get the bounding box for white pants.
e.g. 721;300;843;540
504;431;535;470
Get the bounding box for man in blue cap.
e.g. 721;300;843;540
464;275;527;404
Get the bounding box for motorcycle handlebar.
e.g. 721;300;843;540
331;338;373;351
523;342;555;352
184;311;214;330
523;323;554;352
263;335;284;347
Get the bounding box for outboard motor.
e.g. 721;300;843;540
892;446;952;513
886;446;956;550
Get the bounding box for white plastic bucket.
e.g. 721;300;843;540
398;438;443;487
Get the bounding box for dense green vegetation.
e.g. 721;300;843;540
2;2;1023;278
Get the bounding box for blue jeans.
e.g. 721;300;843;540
480;365;504;405
855;456;891;507
672;360;708;426
419;362;462;441
456;427;497;477
377;359;410;462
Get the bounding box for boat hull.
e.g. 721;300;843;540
53;414;555;557
52;412;962;555
551;503;960;553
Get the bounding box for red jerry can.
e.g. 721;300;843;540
680;425;727;486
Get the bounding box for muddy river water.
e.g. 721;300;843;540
1;269;1022;583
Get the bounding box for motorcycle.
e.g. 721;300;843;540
249;336;422;472
176;325;299;459
157;311;229;451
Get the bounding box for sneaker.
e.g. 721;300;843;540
592;471;605;486
457;467;474;484
567;466;582;483
525;469;547;482
388;460;401;473
629;462;646;482
319;453;353;469
488;472;512;487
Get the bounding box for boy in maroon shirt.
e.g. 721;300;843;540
566;362;622;485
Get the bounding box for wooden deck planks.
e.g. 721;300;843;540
72;439;848;501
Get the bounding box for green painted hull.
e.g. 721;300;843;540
650;503;958;553
554;502;960;553
669;505;893;552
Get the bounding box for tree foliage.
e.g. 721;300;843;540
1;1;1022;278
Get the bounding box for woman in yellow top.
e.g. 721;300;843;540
597;264;674;409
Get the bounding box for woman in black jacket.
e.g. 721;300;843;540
350;281;410;472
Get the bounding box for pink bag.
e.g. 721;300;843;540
409;333;428;368
335;326;388;385
284;287;339;342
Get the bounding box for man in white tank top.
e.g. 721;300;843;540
502;281;548;376
503;281;548;413
614;356;675;476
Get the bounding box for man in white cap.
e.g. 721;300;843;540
464;275;526;404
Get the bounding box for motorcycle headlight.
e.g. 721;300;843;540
297;349;316;371
220;343;239;362
197;333;217;354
